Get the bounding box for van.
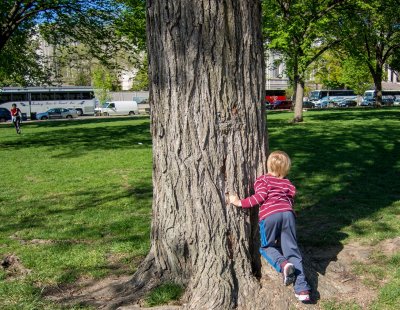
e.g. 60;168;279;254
95;101;138;116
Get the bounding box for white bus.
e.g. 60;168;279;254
309;89;356;105
0;86;96;119
361;89;400;106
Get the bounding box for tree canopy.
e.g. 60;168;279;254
0;0;146;86
262;0;347;121
336;0;400;104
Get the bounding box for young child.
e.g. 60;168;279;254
10;103;22;134
229;150;311;303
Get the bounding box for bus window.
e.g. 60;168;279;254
82;92;94;100
31;93;41;101
11;93;28;101
54;92;70;100
0;93;11;103
330;90;355;96
69;92;83;100
310;90;354;101
41;93;54;101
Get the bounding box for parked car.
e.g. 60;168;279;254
302;101;315;109
0;107;11;122
338;99;357;107
266;100;293;110
382;97;395;106
315;100;336;109
36;108;79;120
361;97;395;106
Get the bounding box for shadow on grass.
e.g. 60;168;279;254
29;116;150;128
0;117;152;158
267;109;400;300
0;181;153;237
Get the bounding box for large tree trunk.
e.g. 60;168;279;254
293;80;304;123
121;0;267;309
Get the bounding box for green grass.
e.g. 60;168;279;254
0;108;399;309
0;117;153;309
144;283;184;307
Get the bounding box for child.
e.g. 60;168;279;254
229;150;311;303
10;103;22;134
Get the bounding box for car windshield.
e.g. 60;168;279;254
102;103;109;108
309;91;320;100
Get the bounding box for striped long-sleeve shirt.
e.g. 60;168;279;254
240;174;295;222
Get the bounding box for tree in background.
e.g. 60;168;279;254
92;65;120;104
338;0;400;106
263;0;347;122
0;0;146;86
0;27;52;86
339;57;373;95
1;1;121;50
115;0;146;51
309;50;373;94
131;54;148;91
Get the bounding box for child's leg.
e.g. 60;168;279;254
280;211;311;293
259;213;286;272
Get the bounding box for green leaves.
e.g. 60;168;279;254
262;0;347;82
0;0;147;86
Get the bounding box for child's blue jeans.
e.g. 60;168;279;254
259;211;311;293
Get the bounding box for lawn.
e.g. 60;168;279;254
0;109;399;309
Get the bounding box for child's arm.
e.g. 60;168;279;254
231;178;269;208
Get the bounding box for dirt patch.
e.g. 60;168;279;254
380;237;400;256
43;238;400;309
1;254;31;280
9;234;93;245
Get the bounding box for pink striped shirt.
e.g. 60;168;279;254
240;174;295;222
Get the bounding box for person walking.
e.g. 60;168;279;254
10;103;22;134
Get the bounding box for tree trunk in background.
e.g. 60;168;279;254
293;80;304;122
123;0;267;309
373;64;383;107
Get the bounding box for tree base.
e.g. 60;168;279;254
292;116;303;123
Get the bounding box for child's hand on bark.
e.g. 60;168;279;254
228;193;242;207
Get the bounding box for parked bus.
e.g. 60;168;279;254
0;86;96;119
265;89;286;103
361;89;400;106
309;89;356;105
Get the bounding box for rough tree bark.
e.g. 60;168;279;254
116;0;268;309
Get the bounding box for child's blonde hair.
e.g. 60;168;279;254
267;151;291;178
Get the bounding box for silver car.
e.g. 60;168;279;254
36;108;79;120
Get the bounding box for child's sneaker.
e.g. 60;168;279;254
295;291;311;303
283;262;295;286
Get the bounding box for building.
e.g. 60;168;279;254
265;50;289;90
